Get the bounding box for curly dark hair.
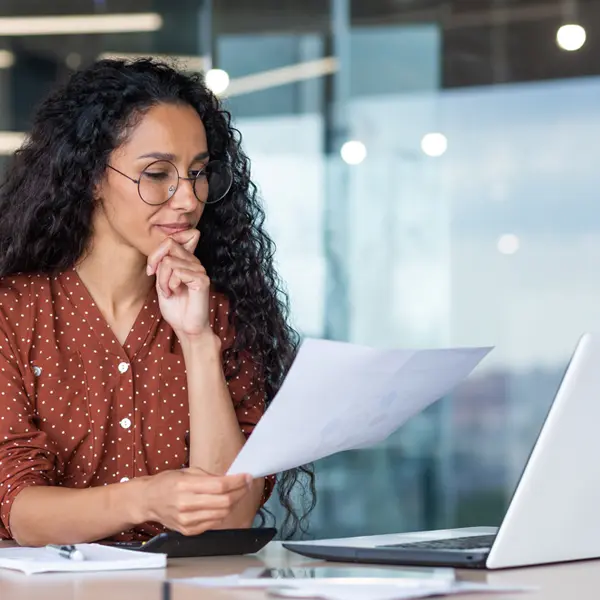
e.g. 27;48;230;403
0;58;316;539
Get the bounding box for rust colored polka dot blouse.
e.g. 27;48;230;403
0;268;274;541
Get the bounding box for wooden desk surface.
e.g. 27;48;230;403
0;540;596;600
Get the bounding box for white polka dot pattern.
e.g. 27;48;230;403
0;269;274;542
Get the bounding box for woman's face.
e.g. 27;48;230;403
96;102;208;258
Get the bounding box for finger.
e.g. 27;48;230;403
168;272;182;294
158;255;204;273
169;228;200;254
179;511;228;528
176;486;250;513
214;485;250;509
147;239;174;276
181;467;249;479
156;257;201;294
183;481;252;500
177;518;226;537
175;507;231;526
147;237;194;275
170;268;209;292
181;472;252;494
156;260;173;298
155;256;206;294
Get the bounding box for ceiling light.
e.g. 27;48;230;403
0;132;26;155
225;57;337;97
556;24;586;51
497;234;520;255
340;140;367;165
204;69;230;95
0;14;162;36
421;133;448;157
65;52;82;70
0;50;14;69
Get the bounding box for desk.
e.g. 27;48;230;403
0;541;597;600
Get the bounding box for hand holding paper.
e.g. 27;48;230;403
228;338;492;478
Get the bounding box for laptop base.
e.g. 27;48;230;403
282;542;489;569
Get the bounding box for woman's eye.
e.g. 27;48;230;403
190;169;207;179
143;171;169;181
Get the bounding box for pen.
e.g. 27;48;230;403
45;544;85;561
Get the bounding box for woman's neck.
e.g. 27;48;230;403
75;239;154;323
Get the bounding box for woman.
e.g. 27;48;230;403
0;58;314;546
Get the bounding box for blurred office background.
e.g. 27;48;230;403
0;0;597;538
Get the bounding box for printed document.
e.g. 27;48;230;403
228;338;491;477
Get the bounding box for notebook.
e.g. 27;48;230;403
0;543;166;575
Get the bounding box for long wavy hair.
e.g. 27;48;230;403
0;58;316;538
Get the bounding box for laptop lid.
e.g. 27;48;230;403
486;332;600;568
286;333;600;570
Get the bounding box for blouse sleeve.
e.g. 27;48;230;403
212;292;276;505
0;304;61;538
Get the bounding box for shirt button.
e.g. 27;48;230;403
118;362;130;374
33;366;42;377
120;477;129;483
120;417;132;430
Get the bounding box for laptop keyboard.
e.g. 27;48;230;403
380;534;496;551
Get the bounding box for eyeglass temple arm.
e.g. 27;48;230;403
107;164;139;184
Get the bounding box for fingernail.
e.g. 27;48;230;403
245;474;253;487
146;265;152;276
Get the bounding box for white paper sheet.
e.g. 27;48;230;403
228;338;492;477
0;544;166;575
176;574;452;591
177;575;533;599
264;582;533;599
264;585;447;600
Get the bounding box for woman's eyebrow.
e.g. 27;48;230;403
137;151;175;161
136;151;210;161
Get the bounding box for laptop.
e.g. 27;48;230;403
284;333;600;570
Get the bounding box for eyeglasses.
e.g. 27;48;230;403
108;159;233;206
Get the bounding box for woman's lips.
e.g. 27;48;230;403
155;224;192;234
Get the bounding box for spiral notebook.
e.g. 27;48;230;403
0;544;166;575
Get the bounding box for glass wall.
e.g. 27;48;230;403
1;0;599;539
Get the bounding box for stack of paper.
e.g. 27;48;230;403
0;544;166;575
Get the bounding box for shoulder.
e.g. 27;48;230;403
0;271;50;292
0;273;50;353
0;272;50;316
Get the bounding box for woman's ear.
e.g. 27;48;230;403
92;172;107;205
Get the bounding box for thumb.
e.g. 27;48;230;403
170;228;200;254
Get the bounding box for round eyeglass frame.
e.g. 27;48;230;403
107;159;233;206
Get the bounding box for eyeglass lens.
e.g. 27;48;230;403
138;160;232;205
